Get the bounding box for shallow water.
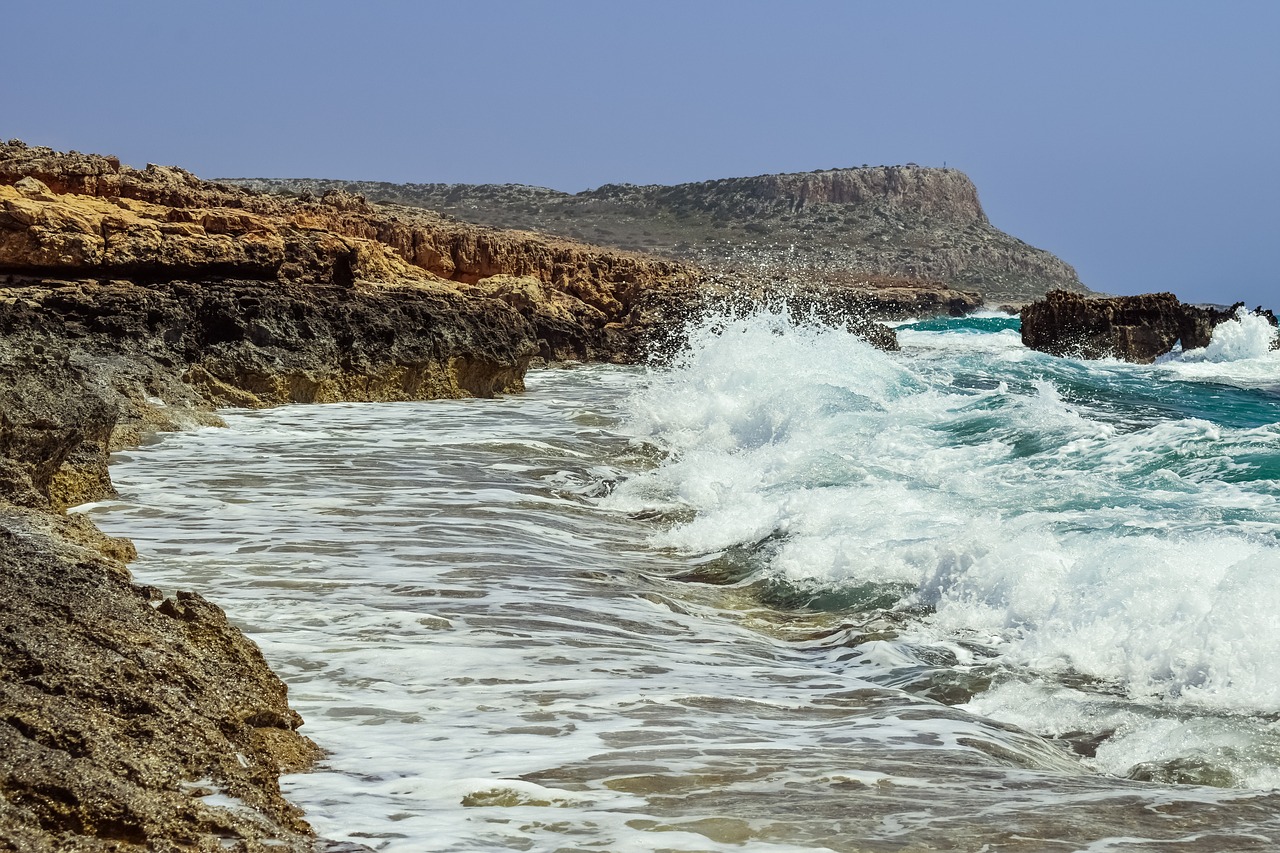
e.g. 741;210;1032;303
87;309;1280;851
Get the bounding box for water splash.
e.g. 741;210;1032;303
614;306;1280;786
1182;306;1278;363
84;314;1280;850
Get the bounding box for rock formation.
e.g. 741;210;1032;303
1020;290;1278;363
0;504;320;851
0;279;536;512
228;165;1084;306
0;140;715;364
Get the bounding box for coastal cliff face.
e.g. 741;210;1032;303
0;140;703;364
230;165;1083;305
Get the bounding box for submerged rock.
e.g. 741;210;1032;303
1020;290;1275;363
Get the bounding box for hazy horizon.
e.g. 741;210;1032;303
5;1;1277;308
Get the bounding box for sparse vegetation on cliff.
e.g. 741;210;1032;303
228;164;1087;305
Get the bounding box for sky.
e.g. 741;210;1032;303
4;1;1277;308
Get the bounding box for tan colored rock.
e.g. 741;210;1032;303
13;175;56;201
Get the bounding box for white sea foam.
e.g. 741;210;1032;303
1153;307;1280;388
1185;307;1278;362
87;322;1280;849
614;309;1280;784
91;366;1123;851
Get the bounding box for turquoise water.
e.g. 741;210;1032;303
88;308;1280;851
614;309;1280;783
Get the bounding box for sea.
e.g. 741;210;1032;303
85;307;1280;852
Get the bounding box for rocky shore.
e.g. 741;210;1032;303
0;141;710;851
0;140;1005;850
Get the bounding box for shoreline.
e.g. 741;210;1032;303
0;140;1148;850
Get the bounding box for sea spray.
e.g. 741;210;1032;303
613;308;1280;785
1182;305;1279;362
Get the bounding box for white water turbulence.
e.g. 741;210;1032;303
88;307;1280;852
1160;305;1280;387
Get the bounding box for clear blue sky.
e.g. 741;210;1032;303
5;1;1277;308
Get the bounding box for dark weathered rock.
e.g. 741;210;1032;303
0;330;114;510
0;278;536;510
1020;290;1275;363
0;506;319;852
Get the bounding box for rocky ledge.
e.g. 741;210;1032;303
0;139;708;365
1021;290;1278;363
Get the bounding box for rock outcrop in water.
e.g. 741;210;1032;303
228;165;1084;306
1021;290;1278;363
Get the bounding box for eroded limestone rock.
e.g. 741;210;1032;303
0;506;320;852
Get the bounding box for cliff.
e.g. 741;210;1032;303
229;165;1085;305
0;141;714;364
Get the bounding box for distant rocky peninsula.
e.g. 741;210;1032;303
228;165;1086;307
0;140;1110;850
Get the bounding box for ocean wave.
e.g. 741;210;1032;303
614;307;1280;784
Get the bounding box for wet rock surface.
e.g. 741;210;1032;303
1021;290;1278;363
0;506;320;852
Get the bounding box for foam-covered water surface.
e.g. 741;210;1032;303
88;312;1280;851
